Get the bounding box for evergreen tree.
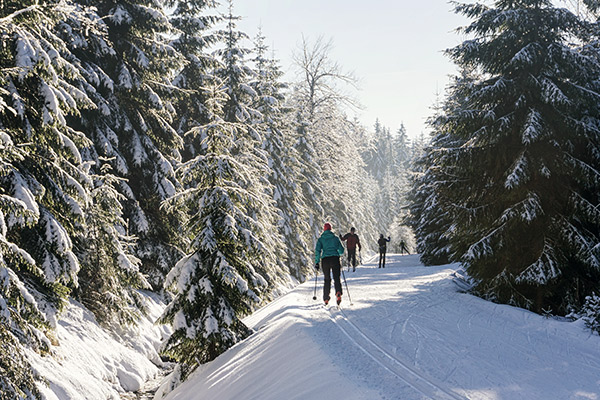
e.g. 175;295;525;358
409;69;474;265
76;159;149;326
33;0;153;326
393;124;411;172
429;0;600;313
362;120;413;244
0;129;46;400
364;119;388;184
168;0;220;161
0;1;99;395
159;83;271;380
214;3;287;289
0;0;94;306
250;29;311;280
72;0;184;290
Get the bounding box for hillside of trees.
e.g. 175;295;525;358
409;0;600;326
4;0;600;398
0;1;417;396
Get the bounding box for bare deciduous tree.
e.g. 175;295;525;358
292;35;361;123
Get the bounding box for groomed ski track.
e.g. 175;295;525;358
328;305;466;400
164;253;600;400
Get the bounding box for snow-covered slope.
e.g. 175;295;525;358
161;254;600;400
28;291;170;399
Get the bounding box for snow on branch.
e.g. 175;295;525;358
515;242;559;285
500;192;543;224
521;108;544;145
464;223;506;262
504;151;529;189
508;42;541;69
540;77;571;107
0;5;41;24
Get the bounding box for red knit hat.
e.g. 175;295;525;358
323;223;332;231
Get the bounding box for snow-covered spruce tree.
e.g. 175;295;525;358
35;1;153;326
0;0;96;306
0;1;101;396
363;120;412;244
573;293;600;334
159;83;271;380
167;0;220;161
408;139;456;266
363;122;388;236
394;124;412;172
250;29;312;280
0;130;47;399
77;159;149;326
408;69;475;266
214;3;288;290
290;111;325;242
437;0;600;313
71;0;185;290
386;124;415;249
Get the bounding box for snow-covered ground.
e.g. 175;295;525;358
161;254;600;400
27;291;170;400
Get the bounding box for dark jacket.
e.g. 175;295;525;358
378;237;390;251
341;233;361;251
315;230;345;263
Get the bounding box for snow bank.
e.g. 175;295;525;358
27;291;168;399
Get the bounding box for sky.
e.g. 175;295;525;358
231;1;470;139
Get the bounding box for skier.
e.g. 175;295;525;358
340;227;361;271
315;222;345;305
378;234;391;268
399;240;410;255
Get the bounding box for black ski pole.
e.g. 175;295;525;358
341;268;353;305
312;270;318;300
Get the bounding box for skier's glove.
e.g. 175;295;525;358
315;263;320;271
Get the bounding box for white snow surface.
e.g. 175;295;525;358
162;254;600;400
27;291;169;399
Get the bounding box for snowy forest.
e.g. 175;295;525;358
2;0;600;398
0;0;418;397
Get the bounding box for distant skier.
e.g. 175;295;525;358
378;234;391;268
339;227;362;272
399;240;410;255
315;223;345;305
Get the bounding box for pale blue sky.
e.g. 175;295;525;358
232;1;468;139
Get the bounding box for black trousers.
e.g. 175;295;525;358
321;256;342;300
400;244;410;255
347;248;357;268
378;249;386;268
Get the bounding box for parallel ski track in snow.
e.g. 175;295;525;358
328;306;467;400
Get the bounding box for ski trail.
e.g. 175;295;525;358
328;307;467;400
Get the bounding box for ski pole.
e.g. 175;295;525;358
312;270;318;301
341;268;353;305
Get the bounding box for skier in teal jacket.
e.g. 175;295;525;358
315;222;345;305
